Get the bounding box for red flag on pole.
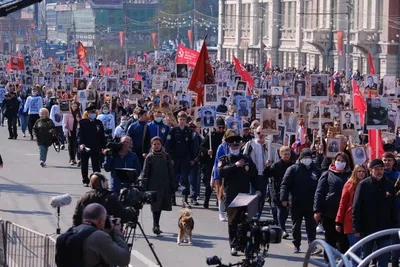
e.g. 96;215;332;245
352;79;366;125
119;32;124;47
368;53;375;75
99;66;104;75
143;52;152;61
188;39;215;106
151;33;157;49
188;30;193;49
368;129;384;159
337;31;343;56
330;78;334;95
106;67;113;75
80;61;91;75
233;56;254;95
135;73;142;81
128;57;133;65
67;66;74;73
265;58;271;69
77;42;87;63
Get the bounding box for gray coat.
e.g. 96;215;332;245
141;150;177;212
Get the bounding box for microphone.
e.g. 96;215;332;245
49;194;72;208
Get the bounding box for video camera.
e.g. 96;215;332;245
105;141;124;157
116;168;157;212
207;194;282;267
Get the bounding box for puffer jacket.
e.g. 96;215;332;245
314;165;351;219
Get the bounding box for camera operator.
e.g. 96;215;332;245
72;172;136;226
217;135;259;256
104;135;141;194
58;203;130;267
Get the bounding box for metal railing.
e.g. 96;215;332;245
304;228;400;267
0;219;133;267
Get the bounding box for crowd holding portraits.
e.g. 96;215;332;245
260;108;278;135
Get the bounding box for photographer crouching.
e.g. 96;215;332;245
217;135;259;256
104;136;142;195
72;172;136;226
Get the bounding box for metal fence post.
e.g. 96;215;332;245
44;237;49;267
0;220;6;267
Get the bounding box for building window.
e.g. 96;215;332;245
281;2;285;27
287;2;292;28
304;0;309;29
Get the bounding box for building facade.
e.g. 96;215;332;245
218;0;400;76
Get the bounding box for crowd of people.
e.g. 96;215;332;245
1;50;400;266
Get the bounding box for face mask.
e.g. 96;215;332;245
230;149;240;156
155;117;163;123
103;110;109;114
89;113;97;120
121;120;127;126
335;161;346;170
301;158;312;166
32;92;37;96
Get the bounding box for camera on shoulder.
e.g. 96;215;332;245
105;141;124;157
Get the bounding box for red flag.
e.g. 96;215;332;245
67;66;74;73
330;78;334;95
17;50;21;58
135;73;142;81
151;33;157;49
80;61;91;75
77;42;87;63
265;58;271;69
143;52;152;61
128;57;133;65
368;53;375;75
188;30;193;49
9;57;24;70
353;79;366;125
157;66;164;72
368;129;384;159
188;39;215;106
233;56;254;95
99;66;105;75
337;31;343;56
106;67;113;75
119;32;124;47
176;44;199;68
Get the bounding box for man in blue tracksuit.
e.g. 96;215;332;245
147;110;169;145
166;111;195;208
127;109;150;166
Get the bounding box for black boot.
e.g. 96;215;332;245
171;193;176;206
153;225;162;235
203;186;212;209
181;196;191;209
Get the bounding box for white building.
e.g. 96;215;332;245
217;0;400;76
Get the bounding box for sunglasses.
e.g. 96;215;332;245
228;143;241;147
217;126;225;129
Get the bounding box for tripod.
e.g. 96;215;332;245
123;220;163;267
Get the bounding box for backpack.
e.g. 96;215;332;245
55;226;97;267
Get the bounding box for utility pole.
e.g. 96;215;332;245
124;16;128;65
259;7;264;72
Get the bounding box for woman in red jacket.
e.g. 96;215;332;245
335;164;368;265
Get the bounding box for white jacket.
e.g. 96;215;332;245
50;104;63;127
243;139;269;176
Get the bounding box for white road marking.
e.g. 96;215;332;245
131;249;159;267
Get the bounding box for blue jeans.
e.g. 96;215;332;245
277;203;289;232
362;236;390;267
348;234;362;267
189;162;201;200
20;113;28;134
39;145;49;162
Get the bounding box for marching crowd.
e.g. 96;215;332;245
1;54;400;267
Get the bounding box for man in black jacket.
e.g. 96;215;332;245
264;146;294;239
280;148;321;253
353;159;397;267
3;92;19;139
78;105;106;186
199;117;225;208
72;173;135;226
218;135;259;256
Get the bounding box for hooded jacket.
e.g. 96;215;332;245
50;104;63;127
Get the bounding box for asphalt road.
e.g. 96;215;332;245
0;126;325;267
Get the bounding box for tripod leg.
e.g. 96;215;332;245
136;222;163;267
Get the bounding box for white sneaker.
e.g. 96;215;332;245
316;224;325;233
219;212;227;222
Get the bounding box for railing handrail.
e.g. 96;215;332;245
5;221;47;238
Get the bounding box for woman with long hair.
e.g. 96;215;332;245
141;136;177;235
63;101;81;165
314;152;352;257
335;164;368;265
33;108;55;167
